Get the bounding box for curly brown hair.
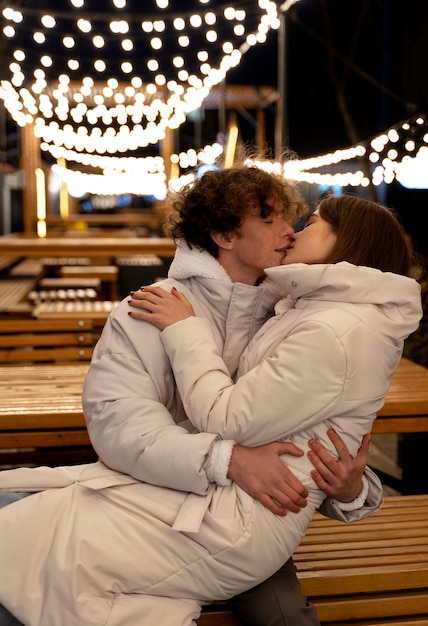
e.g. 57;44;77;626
163;165;307;258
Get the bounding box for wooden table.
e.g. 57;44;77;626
0;363;89;446
373;357;428;494
1;358;427;491
0;362;93;466
0;235;176;258
374;357;428;434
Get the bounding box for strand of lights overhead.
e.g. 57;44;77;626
46;139;223;175
50;140;224;198
250;113;428;189
0;0;280;154
47;112;428;199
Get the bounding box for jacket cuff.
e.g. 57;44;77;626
331;474;370;512
205;440;235;486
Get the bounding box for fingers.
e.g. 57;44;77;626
274;441;304;458
129;289;165;311
228;443;308;515
258;494;288;517
310;468;333;496
259;487;306;516
326;428;352;461
308;437;345;474
355;433;371;465
308;432;369;502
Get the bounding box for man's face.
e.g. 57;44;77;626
220;202;295;285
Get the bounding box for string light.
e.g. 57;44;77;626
247;113;428;190
2;2;425;197
42;112;427;201
0;1;280;156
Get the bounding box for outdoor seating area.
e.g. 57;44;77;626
1;344;427;624
0;241;427;625
0;240;175;324
0;2;427;623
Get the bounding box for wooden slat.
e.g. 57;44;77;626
196;495;428;625
0;346;93;363
0;278;36;312
59;265;118;281
0;235;176;258
0;319;92;332
0;430;91;448
33;300;120;319
9;258;44;277
314;591;428;622
0;331;93;348
372;416;428;433
39;277;101;290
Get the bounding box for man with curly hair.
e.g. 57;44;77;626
0;164;383;626
85;165;383;626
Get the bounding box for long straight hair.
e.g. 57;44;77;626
319;195;413;277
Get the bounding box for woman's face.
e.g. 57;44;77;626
282;209;337;265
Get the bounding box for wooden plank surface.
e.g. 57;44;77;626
373;358;428;433
378;358;428;416
197;495;428;625
0;363;88;429
33;300;120;320
0;278;36;312
0;358;427;435
0;236;176;258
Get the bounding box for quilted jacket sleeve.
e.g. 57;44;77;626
83;300;217;494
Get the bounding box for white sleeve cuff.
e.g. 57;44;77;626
205;440;235;486
332;474;370;512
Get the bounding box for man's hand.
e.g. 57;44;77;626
308;429;371;503
227;442;308;516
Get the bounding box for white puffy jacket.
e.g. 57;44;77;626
82;240;285;493
83;243;383;518
0;261;419;626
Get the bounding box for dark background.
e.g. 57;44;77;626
1;0;427;252
228;0;428;158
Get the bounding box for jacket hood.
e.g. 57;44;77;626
264;261;422;338
168;239;232;282
167;238;285;327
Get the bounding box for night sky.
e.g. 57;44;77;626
227;0;428;159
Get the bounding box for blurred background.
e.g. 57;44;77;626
0;0;427;490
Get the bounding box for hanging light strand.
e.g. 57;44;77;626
0;1;280;152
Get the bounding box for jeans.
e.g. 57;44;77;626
0;492;32;626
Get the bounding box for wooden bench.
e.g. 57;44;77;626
59;265;119;300
0;235;177;259
0;362;94;467
197;494;428;626
0;358;427;621
33;300;120;329
0;355;426;472
9;258;45;278
0;278;37;315
0;318;94;364
0;256;17;272
373;358;428;495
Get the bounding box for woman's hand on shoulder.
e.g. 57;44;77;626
128;285;195;330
